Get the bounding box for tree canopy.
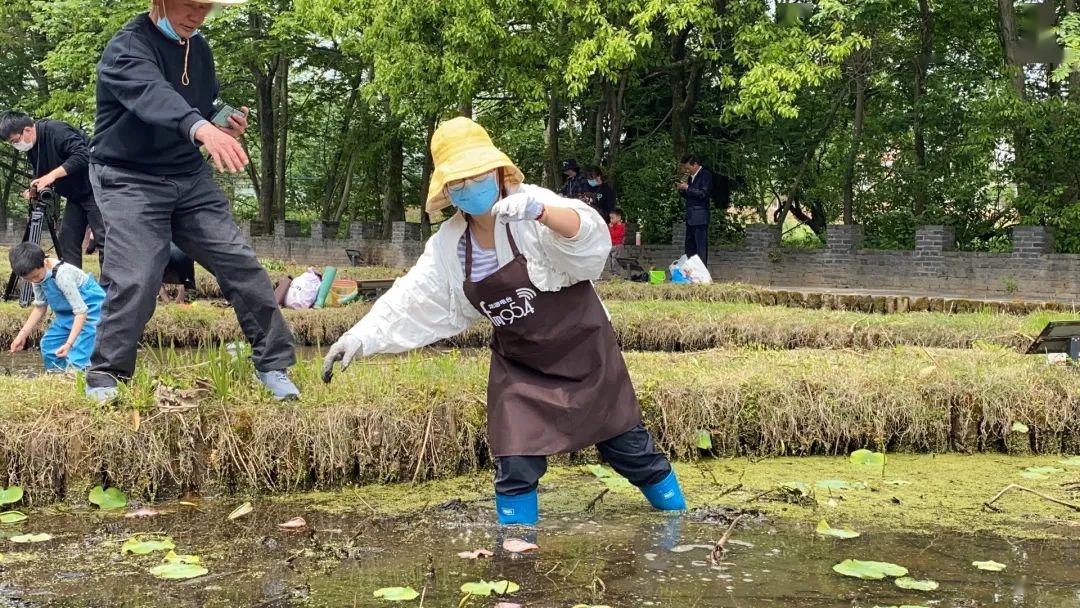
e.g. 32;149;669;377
2;0;1080;250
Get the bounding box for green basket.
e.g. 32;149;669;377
649;270;666;284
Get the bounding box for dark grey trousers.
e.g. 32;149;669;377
59;195;107;272
494;423;672;495
86;163;295;387
684;223;709;265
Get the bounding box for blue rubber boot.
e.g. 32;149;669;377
640;470;687;511
495;490;538;525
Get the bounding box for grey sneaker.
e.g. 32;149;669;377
86;385;120;404
256;370;300;401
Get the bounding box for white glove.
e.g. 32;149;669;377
321;333;363;383
491;192;544;222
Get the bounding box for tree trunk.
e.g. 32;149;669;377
330;151;356;224
0;151;16;224
273;55;289;222
321;75;364;218
249;13;276;230
608;71;628;169
459;99;474;119
997;0;1025;97
670;28;703;160
776;86;848;228
912;0;933;218
419;114;437;240
543;92;561;190
593;82;609;166
842;50;869;226
381;102;405;238
996;0;1028;200
254;67;276;229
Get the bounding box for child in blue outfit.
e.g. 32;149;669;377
8;242;104;371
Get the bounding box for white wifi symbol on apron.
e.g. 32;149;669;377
516;288;536;301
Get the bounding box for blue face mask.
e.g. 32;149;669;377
154;5;197;42
155;16;183;41
587;179;600;187
448;172;500;215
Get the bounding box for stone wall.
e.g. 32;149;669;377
5;215;1078;302
622;224;1079;302
239;220;422;269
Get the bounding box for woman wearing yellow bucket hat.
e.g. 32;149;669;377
323;117;685;525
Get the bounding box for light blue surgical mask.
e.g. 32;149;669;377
154;4;197;42
156;16;183;41
448;172;500;216
587;178;599;187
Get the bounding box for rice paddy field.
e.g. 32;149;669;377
1;253;1079;606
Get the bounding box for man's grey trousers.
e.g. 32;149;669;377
87;163;295;387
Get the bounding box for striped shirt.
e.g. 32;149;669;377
458;234;501;283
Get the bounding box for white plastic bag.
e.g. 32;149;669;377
285;268;322;309
680;255;713;284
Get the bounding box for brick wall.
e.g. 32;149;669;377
6;216;1079;302
618;223;1080;302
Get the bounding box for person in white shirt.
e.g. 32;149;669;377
322;117;686;525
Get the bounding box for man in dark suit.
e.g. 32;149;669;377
677;155;712;264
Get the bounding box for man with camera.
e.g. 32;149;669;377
85;0;298;402
1;111;108;271
677;155;713;265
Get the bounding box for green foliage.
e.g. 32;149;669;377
459;580;520;597
148;552;208;580
849;449;885;467
0;486;23;506
0;511;28;524
832;559;909;580
3;0;1080;252
121;534;176;555
10;533;52;543
894;577;939;591
372;587;420;601
88;486;127;510
816;519;860;539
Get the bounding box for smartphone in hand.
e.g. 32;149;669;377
210;100;243;127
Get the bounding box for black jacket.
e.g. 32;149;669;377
590;182;616;223
680;167;713;226
560;174;591;200
91;13;218;176
25;119;94;203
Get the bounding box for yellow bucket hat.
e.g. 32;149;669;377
426;117;524;214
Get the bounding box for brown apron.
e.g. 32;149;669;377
463;222;641;457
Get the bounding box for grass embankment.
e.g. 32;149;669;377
0;298;1073;352
597;281;1079;314
2;348;1075;504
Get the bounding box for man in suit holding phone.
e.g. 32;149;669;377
677;155;712;265
85;0;298;402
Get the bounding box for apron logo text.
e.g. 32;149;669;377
481;288;537;327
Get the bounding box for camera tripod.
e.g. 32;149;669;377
3;188;61;306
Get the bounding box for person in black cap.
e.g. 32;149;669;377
559;159;591;200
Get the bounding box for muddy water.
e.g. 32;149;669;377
1;498;1078;607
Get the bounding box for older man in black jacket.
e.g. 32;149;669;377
1;111;107;270
677;155;712;264
85;0;297;403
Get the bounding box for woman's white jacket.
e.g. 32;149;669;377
339;183;612;357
